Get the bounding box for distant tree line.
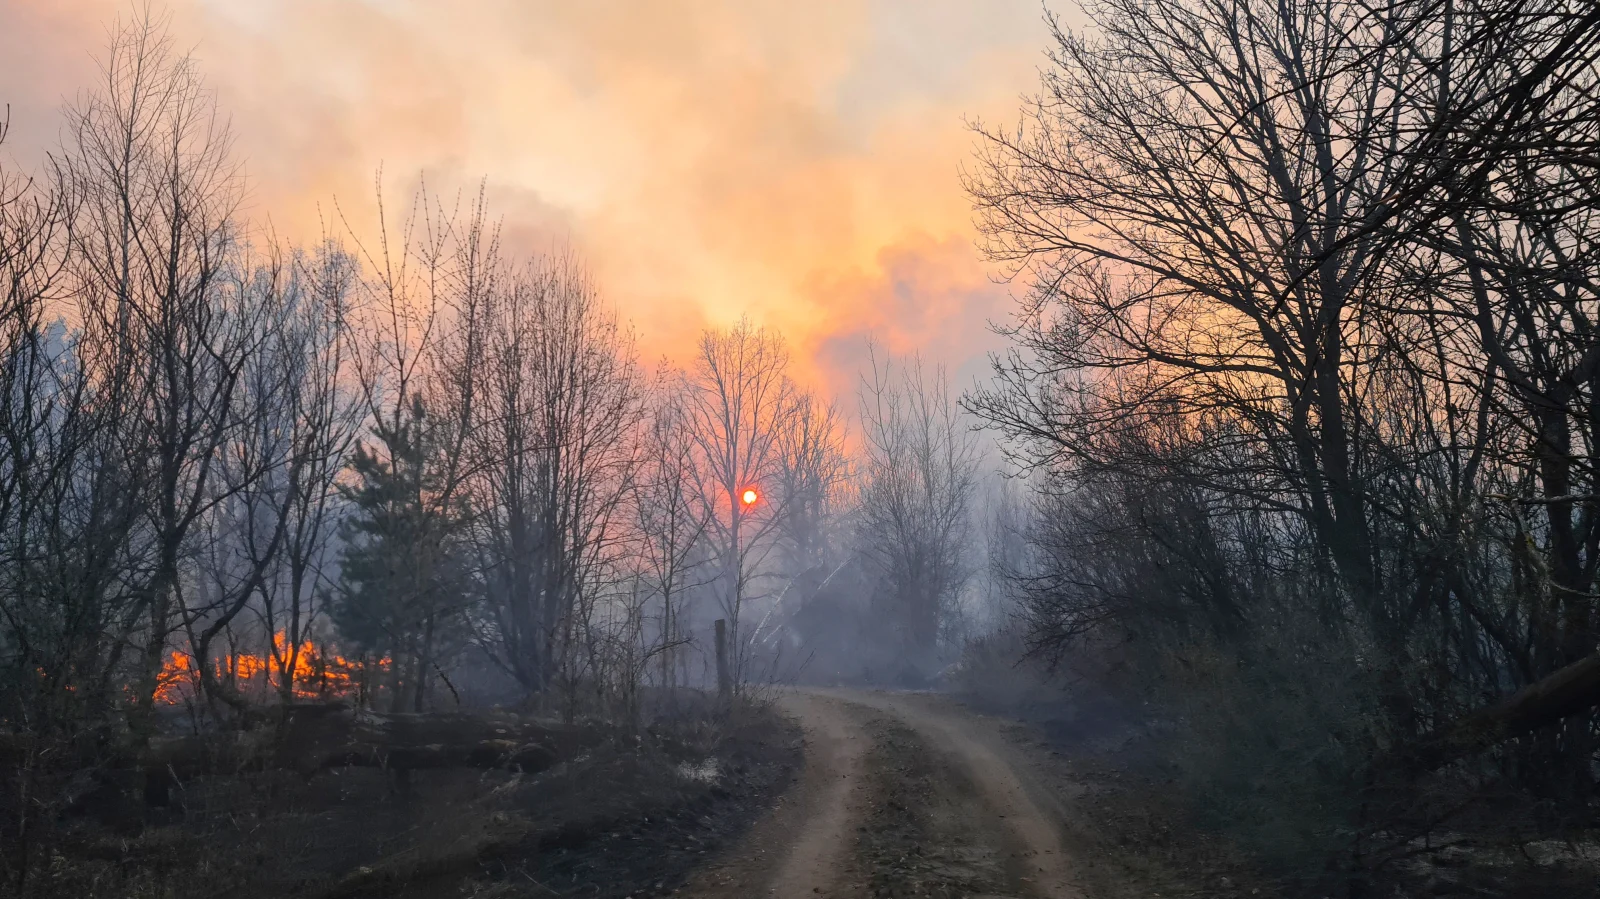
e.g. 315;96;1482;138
969;0;1600;887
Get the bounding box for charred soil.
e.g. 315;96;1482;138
13;702;801;899
982;703;1600;899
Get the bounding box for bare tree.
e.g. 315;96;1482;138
966;0;1600;878
175;251;302;716
171;243;362;711
773;392;849;579
634;374;712;692
256;243;361;701
0;95;146;891
463;253;644;704
683;319;797;687
330;183;489;712
858;347;978;675
59;10;265;729
0;106;87;731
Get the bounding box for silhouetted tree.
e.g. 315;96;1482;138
858;347;977;676
333;396;472;712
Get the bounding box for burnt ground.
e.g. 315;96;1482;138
25;687;1598;899
980;705;1600;899
20;702;801;899
988;714;1284;899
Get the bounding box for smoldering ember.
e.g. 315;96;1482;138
3;2;1600;898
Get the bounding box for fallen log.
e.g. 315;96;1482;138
143;705;601;773
3;705;611;817
1403;650;1600;772
135;704;606;806
274;704;597;774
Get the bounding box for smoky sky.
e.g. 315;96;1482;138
0;0;1080;395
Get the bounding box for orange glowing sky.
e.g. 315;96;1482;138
1;1;1078;395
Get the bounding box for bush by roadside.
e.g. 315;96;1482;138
952;632;1600;899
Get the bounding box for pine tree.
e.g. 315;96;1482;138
331;396;472;711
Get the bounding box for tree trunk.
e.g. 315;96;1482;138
1404;651;1600;772
714;618;731;702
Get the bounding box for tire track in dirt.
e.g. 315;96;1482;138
855;713;1028;898
682;688;1081;899
681;691;872;898
842;690;1080;898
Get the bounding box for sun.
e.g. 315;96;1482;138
741;488;759;506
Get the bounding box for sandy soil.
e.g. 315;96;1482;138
683;688;1084;899
681;692;872;897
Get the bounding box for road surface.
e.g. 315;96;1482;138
683;688;1082;898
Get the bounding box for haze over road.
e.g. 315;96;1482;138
686;689;1081;898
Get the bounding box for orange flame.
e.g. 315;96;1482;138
155;632;387;705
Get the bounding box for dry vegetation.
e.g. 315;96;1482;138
0;6;994;893
960;0;1600;893
12;696;799;899
10;0;1600;895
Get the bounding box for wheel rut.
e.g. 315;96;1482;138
682;688;1081;899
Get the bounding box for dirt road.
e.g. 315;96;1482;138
684;688;1082;899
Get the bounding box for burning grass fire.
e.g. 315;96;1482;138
155;632;388;705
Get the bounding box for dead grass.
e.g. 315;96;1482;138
12;699;801;899
988;713;1600;899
